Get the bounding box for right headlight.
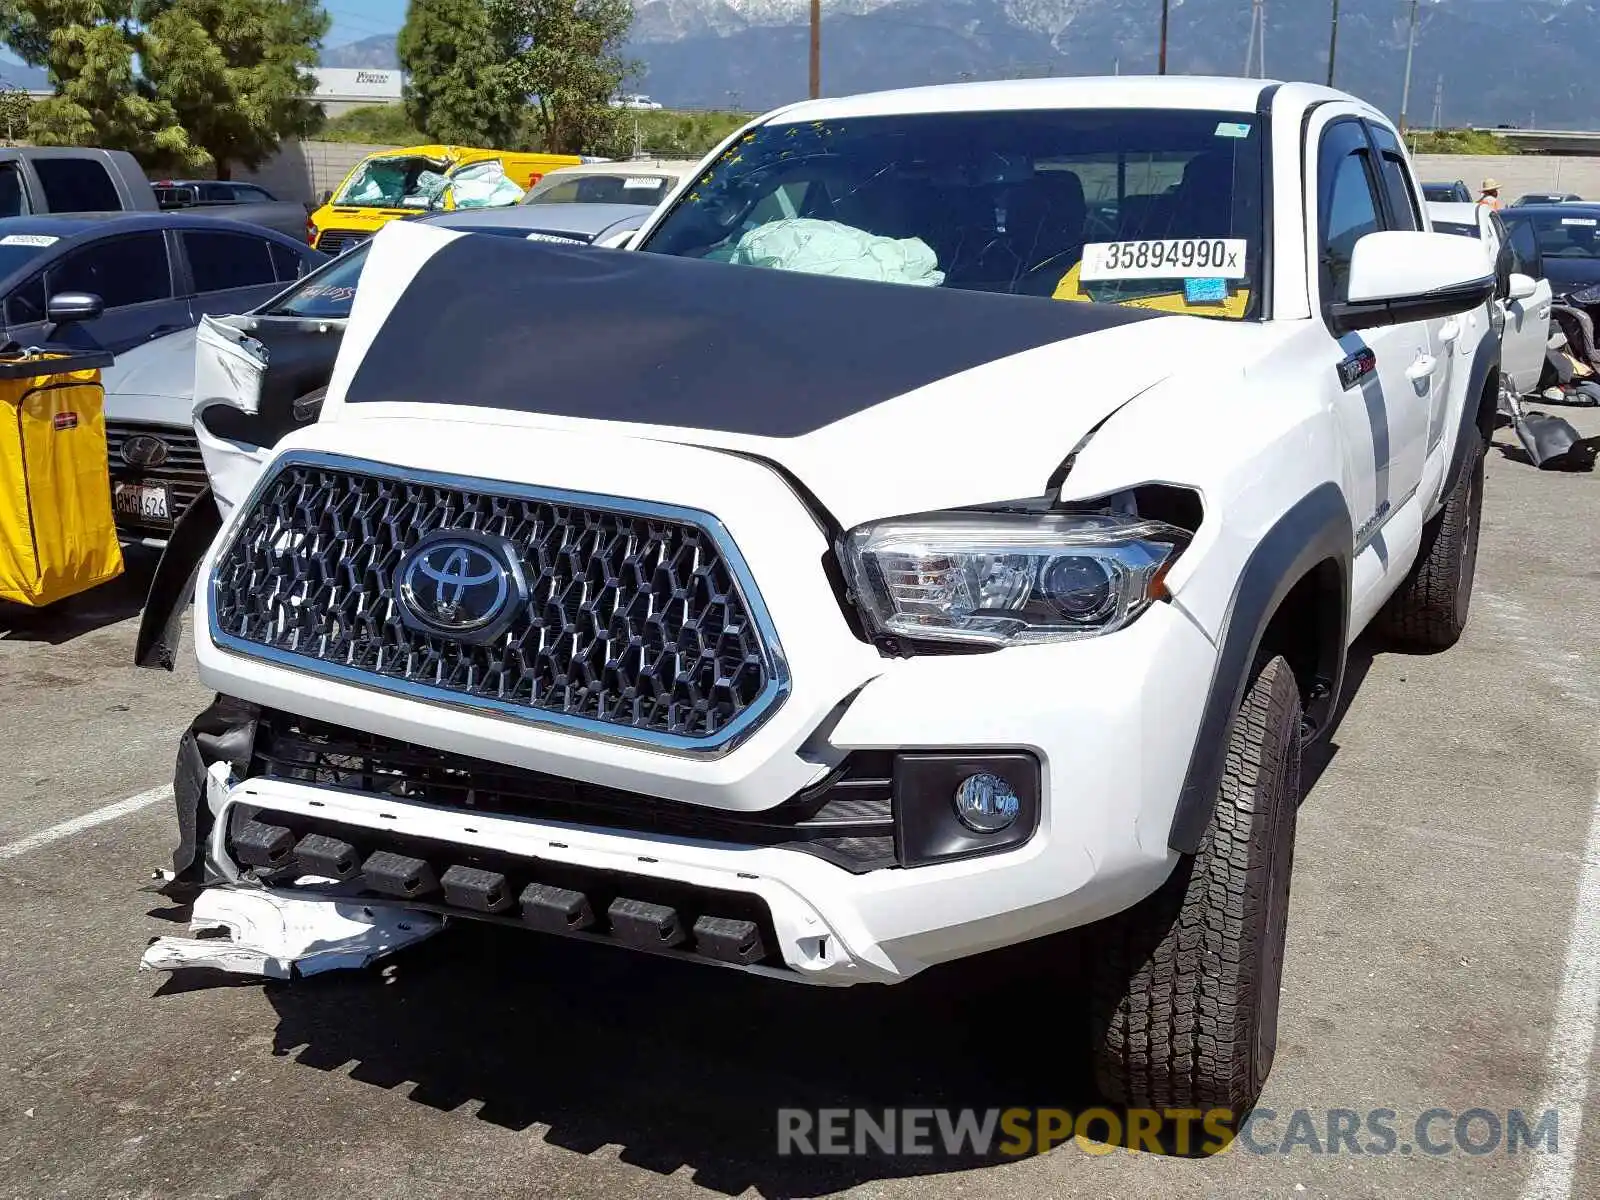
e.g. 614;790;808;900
839;510;1190;648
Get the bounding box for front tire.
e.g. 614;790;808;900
1089;656;1303;1114
1375;430;1485;650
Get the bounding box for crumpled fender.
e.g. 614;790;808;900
164;695;259;886
134;484;224;670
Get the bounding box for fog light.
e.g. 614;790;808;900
953;772;1020;833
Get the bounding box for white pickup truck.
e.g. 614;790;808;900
145;77;1500;1115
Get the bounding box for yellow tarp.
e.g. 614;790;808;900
0;364;123;606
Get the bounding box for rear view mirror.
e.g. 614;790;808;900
46;292;103;325
320;189;333;206
1332;231;1496;333
1508;273;1539;301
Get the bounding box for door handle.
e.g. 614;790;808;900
1439;319;1461;345
145;323;187;341
1406;354;1439;382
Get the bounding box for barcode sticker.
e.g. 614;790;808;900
1;234;57;247
1081;239;1248;281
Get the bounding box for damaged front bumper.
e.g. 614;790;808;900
141;886;442;979
156;593;1209;984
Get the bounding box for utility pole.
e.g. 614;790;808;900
809;0;821;98
1244;1;1257;76
1258;0;1267;78
1244;0;1266;78
1159;0;1170;75
1398;0;1420;134
1326;0;1340;87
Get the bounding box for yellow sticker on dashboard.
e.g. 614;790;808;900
1052;262;1251;319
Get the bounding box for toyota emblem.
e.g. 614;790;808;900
394;529;527;642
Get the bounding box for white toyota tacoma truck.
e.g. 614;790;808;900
144;77;1500;1114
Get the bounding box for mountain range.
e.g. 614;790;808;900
311;0;1600;129
629;0;1600;127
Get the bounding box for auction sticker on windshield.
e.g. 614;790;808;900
1081;239;1248;281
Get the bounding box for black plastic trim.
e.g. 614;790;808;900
1168;483;1352;853
1329;278;1497;334
167;695;261;885
225;806;785;969
894;752;1041;867
1255;83;1282;320
1447;326;1501;498
135;485;222;670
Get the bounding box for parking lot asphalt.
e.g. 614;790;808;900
0;414;1596;1200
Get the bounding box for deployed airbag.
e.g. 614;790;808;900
449;160;524;209
728;218;945;286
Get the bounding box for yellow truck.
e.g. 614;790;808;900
307;145;587;255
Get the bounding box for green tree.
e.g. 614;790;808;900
491;0;633;155
0;86;33;143
142;0;329;179
1;1;194;166
398;0;521;146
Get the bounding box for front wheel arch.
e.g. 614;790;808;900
1167;484;1352;854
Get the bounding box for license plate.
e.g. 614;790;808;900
114;481;171;522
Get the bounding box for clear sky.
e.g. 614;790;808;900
323;0;407;49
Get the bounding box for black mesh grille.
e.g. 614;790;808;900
211;463;774;741
316;229;371;256
250;710;898;871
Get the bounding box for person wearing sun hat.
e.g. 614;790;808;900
1478;178;1503;210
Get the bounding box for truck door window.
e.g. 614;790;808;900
0;163;26;217
1504;217;1543;277
49;233;172;307
32;158;122;213
1367;124;1422;231
1317;121;1383;306
182;231;277;292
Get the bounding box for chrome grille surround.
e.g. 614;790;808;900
207;451;790;756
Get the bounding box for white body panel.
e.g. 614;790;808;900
178;76;1493;984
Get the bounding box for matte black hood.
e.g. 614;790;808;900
340;231;1159;438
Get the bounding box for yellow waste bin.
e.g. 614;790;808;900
0;348;124;606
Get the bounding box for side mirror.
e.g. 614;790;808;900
46;291;103;325
1332;231;1496;333
1508;272;1540;301
319;189;333;206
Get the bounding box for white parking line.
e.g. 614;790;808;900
0;785;173;861
1520;776;1600;1200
